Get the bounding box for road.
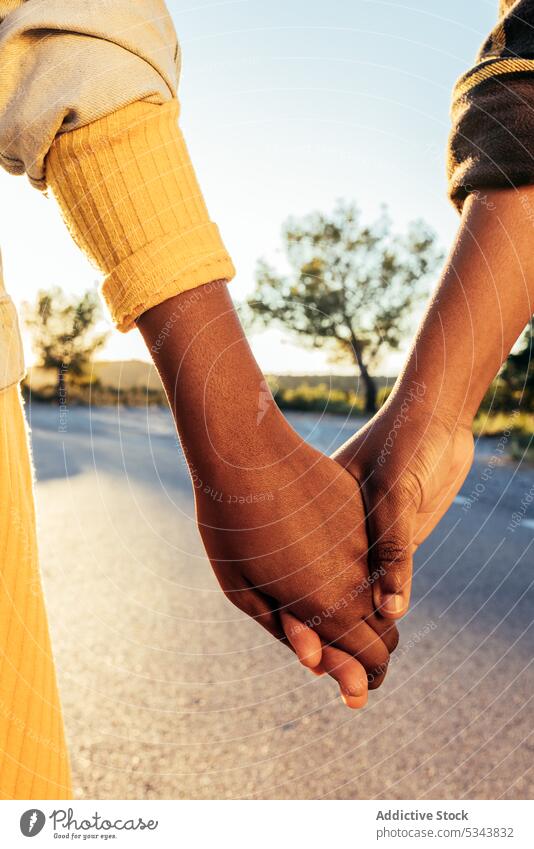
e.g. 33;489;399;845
28;404;534;800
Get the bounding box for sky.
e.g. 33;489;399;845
0;0;498;374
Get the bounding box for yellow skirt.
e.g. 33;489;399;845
0;384;71;799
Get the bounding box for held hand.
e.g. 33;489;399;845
334;188;534;620
194;404;399;702
333;388;474;620
138;282;398;707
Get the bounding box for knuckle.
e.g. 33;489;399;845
370;470;418;499
382;623;400;653
374;541;409;569
367;474;421;517
364;638;391;672
367;658;390;688
224;589;245;612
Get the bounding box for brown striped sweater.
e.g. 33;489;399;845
449;0;534;210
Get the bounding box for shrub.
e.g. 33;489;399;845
377;385;394;408
272;381;365;416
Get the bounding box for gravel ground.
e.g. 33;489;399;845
28;405;534;800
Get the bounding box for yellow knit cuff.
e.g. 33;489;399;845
46;99;235;331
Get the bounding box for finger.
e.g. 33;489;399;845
365;611;400;654
280;610;323;669
216;570;325;672
230;586;285;640
363;486;416;620
316;617;391;678
320;645;368;708
213;566;286;641
367;663;389;690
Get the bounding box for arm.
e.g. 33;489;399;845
335;0;534;619
137;279;399;702
335;186;534;618
0;1;398;704
44;73;397;702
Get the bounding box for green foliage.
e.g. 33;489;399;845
510;433;534;462
271;380;364;416
479;378;516;413
247;201;442;411
472;411;533;437
500;320;534;410
479;322;534;414
377;385;394;408
22;381;166;407
23;287;109;387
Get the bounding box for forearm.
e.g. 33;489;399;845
136;281;288;474
391;188;534;424
331;191;534;618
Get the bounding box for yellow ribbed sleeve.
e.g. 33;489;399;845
46;99;235;332
0;385;71;799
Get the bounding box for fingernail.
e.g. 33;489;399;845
340;689;368;709
381;593;405;616
299;652;323;670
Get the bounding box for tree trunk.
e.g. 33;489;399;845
57;365;66;406
350;337;377;414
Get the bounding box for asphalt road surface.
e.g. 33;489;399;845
28;404;534;800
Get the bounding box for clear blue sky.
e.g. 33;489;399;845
0;0;497;373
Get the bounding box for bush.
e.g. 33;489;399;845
472;411;534;438
510;433;534;462
377;385;394;408
22;380;167;407
272;381;365;416
479;378;519;413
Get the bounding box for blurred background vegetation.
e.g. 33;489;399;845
21;204;533;456
247;201;441;413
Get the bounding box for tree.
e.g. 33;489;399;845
247;201;442;412
24;287;108;402
500;319;534;410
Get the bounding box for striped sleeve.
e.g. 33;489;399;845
448;0;534;211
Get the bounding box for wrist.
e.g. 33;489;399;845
138;281;299;471
385;375;475;434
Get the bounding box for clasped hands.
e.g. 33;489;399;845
138;278;475;708
133;188;534;709
197;386;474;708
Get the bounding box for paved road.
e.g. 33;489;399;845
28;404;534;800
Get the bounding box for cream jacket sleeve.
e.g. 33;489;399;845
0;1;235;330
0;0;180;188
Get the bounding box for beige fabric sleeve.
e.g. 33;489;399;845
0;0;180;188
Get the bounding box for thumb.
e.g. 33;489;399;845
363;485;416;620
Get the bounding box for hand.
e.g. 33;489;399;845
333;386;474;619
194;401;399;703
138;281;399;706
332;186;534;622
